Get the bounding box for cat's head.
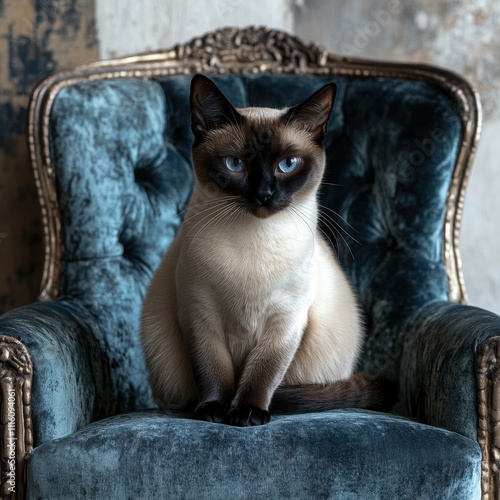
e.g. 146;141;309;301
189;75;336;218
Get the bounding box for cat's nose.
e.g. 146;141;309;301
255;188;274;204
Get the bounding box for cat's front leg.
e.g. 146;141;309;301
225;319;303;427
183;324;235;423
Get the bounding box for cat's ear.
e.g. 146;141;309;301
190;74;243;141
282;82;337;144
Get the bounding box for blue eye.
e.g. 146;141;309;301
278;156;300;173
224;156;246;172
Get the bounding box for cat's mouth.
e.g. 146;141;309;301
247;200;289;219
251;206;274;219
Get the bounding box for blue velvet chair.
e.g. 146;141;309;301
0;26;495;499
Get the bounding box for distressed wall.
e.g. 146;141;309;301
295;0;500;314
0;0;98;313
293;0;500;119
96;0;292;59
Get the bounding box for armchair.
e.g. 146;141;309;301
0;26;494;499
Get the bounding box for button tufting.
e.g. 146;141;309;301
134;148;171;194
118;225;135;258
386;235;397;250
364;168;375;185
118;235;129;257
134;163;154;187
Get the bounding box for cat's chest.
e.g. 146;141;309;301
194;218;312;291
177;212;316;363
215;237;312;354
180;213;314;314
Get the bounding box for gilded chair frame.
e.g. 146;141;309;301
0;26;494;499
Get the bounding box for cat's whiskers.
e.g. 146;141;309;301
299;204;355;260
161;195;240;228
225;202;245;227
317;214;342;259
187;204;235;253
185;196;240;220
187;202;240;253
188;202;240;250
184;199;241;241
188;194;240;211
318;204;360;236
287;205;316;256
183;203;237;240
152;200;189;227
316;212;358;261
303;201;360;248
291;205;342;259
317;210;361;250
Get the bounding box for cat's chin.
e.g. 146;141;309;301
251;207;275;219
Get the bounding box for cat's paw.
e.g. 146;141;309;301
192;400;228;423
224;405;271;427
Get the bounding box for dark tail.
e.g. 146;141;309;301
270;373;398;414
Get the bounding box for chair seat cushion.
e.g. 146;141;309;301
27;409;480;499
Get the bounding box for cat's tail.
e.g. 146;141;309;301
270;373;397;414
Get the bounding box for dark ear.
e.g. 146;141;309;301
190;74;243;142
282;82;337;144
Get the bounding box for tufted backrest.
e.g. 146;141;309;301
47;72;462;410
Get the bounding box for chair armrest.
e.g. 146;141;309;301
399;300;500;498
0;301;106;446
399;300;500;439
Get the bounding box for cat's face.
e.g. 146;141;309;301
190;75;336;218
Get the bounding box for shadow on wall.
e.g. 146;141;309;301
0;0;97;314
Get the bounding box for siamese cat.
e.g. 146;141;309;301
140;75;391;427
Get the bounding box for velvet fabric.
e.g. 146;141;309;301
0;301;103;444
0;72;492;498
399;300;500;440
27;410;481;500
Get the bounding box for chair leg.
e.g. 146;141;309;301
0;336;33;500
476;336;500;500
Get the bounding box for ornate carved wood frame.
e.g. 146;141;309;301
0;26;489;499
0;337;32;499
